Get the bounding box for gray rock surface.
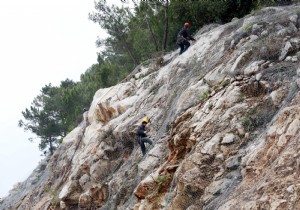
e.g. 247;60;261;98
2;5;300;210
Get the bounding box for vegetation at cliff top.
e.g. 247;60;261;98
19;0;281;154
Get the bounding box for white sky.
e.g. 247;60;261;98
0;0;122;198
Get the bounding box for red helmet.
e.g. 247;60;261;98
184;22;190;27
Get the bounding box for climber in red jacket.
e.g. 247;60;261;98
177;22;196;55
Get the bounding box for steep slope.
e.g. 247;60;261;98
1;5;300;210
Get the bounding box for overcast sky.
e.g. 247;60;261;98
0;0;124;198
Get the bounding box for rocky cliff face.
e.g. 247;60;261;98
1;5;300;210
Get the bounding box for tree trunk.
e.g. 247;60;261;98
162;0;169;51
123;39;138;66
146;15;159;51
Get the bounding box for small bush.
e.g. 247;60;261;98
236;94;246;103
254;36;282;61
218;79;230;89
241;104;276;132
155;175;168;185
200;89;211;101
243;23;253;33
241;82;267;97
51;194;60;207
199;73;206;81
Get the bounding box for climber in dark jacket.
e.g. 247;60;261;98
136;118;153;156
177;22;196;55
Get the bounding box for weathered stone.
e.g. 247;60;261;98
286;185;295;193
232;17;239;22
225;155;240;170
176;82;210;114
230;39;235;49
289;15;298;23
243;60;264;75
296;78;300;89
279;41;293;61
277;28;289;37
60;201;67;209
286;118;300;136
59;180;82;204
270;88;288;106
231;51;252;74
206;178;232;195
297;68;300;77
63;127;83;143
79;174;91;190
275;24;284;31
201;133;222;155
291;56;298;62
288;22;298;33
216;153;225;161
221;133;236;144
252;24;263;34
290;38;300;48
3;6;300;210
255;73;262;81
186;205;200;210
224;170;242;180
79;192;92;208
285;56;292;61
249;35;258;42
261;30;268;36
138;156;160;176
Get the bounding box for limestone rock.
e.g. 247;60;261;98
286;185;295;193
201;133;222;155
252;24;263;34
296;78;300;89
79;192;92;208
243;60;264;75
288;22;298;33
270;88;288;106
292;56;298;62
289;15;298;23
261;30;268;36
206;178;232;195
279;41;293;61
60;201;67;209
255;73;262;81
225;155;240;170
231;17;239;22
3;6;300;210
221;133;236;144
250;35;259;42
231;51;252;74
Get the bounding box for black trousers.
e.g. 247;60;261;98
138;137;153;156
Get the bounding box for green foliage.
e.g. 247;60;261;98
155;175;168;185
19;84;66;155
20;0;274;154
242;23;253;32
90;0;261;60
219;79;230;89
241;105;276;132
208;102;213;110
236;94;246;103
43;185;59;206
49;189;59;206
19;57;132;154
200;89;211;101
199;72;206;81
